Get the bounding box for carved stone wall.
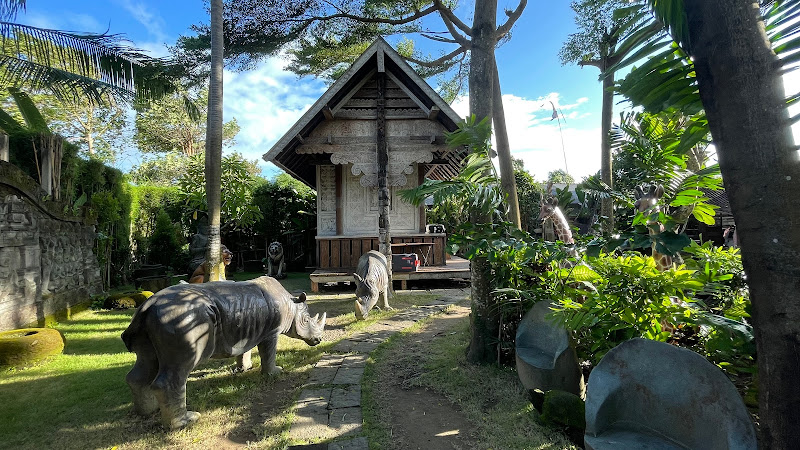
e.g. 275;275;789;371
0;161;102;332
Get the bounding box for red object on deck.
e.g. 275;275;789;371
392;253;419;272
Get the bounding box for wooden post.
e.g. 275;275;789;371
376;54;393;281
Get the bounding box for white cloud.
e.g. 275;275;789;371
222;58;327;178
450;92;601;181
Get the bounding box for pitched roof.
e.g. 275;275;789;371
262;37;466;188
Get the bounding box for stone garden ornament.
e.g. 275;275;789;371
188;244;233;283
122;276;326;429
634;184;673;271
266;241;287;279
353;250;391;320
584;338;756;449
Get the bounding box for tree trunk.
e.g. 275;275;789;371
376;68;393;281
204;0;224;282
465;0;498;365
493;60;521;229
600;70;615;231
684;1;800;446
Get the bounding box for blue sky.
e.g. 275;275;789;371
21;0;798;182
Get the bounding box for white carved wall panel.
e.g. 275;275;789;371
342;163;418;235
317;165;337;236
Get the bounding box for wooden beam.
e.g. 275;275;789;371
295;133;305;144
377;49;385;73
335;165;343;235
428;106;440;120
322;106;334;120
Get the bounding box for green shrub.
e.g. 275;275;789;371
550;253;702;364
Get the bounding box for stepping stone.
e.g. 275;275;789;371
297;387;332;404
330;384;361;409
332;366;364;385
328;406;362;436
342;354;368;368
306;366;339;386
328;436;369;450
289;400;331;441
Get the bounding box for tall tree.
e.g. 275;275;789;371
134;87;239;156
204;0;224;282
613;0;800;445
682;2;799;445
559;0;658;231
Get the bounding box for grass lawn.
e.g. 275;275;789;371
0;273;437;450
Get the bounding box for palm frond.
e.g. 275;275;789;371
0;22;182;104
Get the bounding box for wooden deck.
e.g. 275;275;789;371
309;256;470;292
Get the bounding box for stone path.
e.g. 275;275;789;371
287;289;468;450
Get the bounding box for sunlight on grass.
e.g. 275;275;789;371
0;282;445;450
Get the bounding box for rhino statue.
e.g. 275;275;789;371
121;276;326;429
353;250;391;320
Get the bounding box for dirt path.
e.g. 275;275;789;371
365;304;479;449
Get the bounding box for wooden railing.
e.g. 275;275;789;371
316;234;447;269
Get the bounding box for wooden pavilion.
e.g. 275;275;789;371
263;38;470;290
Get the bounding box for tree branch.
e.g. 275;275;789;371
578;58;603;69
262;4;438;26
403;47;467;68
433;0;472;36
496;0;527;41
421;33;459;44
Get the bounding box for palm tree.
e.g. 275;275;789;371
0;2;181;105
203;0;224;282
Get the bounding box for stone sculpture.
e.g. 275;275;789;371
353;250;391;320
188;245;233;283
584;338;757;450
121;276;326;429
266;241;287;279
515;301;584;397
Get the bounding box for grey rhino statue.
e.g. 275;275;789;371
353;250;391;320
121;276;326;429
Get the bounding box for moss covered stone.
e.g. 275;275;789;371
539;389;586;430
0;328;65;368
130;291;154;307
104;296;137;309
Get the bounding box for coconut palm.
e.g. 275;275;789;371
0;1;182;105
203;0;224;282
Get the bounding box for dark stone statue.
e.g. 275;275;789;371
121;276;326;429
188;220;209;274
353;250;391;320
266;241;287;279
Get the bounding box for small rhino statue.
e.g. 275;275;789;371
353;250;391;320
121;276;326;429
266;241;287;279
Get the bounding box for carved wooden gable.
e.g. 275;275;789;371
296;72;449;188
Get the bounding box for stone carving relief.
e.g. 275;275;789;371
330;145;433;187
342;164;418;235
0;187;102;331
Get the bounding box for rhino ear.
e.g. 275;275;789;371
293;292;307;304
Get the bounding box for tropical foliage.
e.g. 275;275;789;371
177;152;263;232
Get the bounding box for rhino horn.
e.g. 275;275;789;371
318;312;327;328
353;273;364;284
